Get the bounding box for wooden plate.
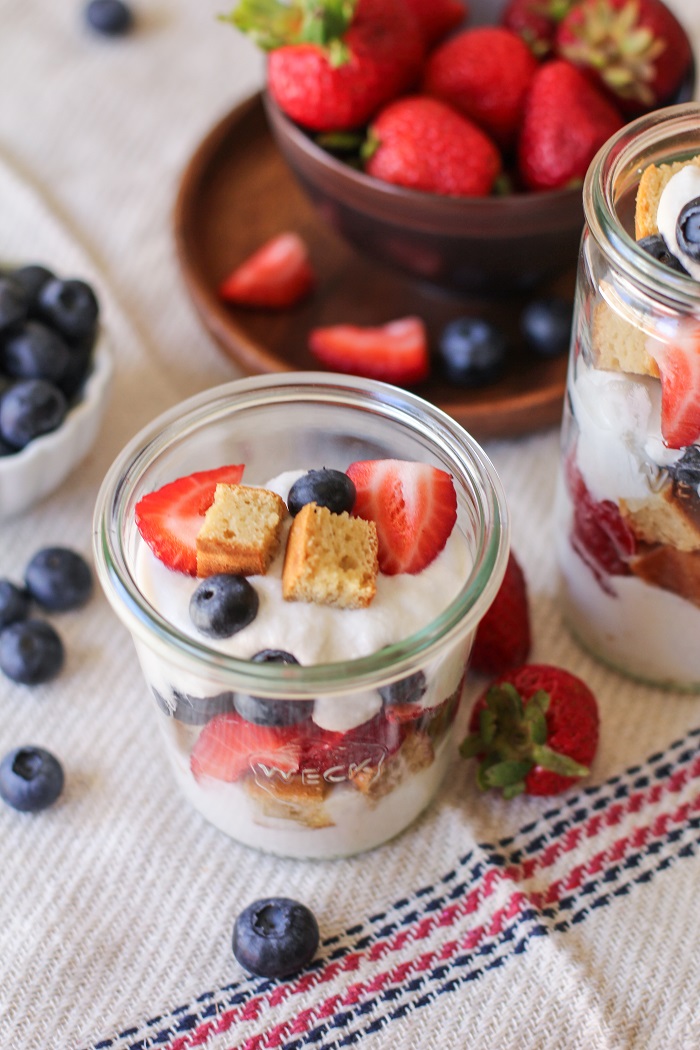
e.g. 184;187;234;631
173;92;570;442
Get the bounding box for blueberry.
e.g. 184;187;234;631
0;276;29;332
153;687;235;725
668;446;700;486
676;196;700;264
1;321;71;383
24;548;93;611
0;746;64;812
0;580;31;629
8;265;55;305
378;670;427;706
437;317;508;387
0;379;67;449
520;296;573;358
84;0;134;36
57;330;96;400
233;898;319;978
234;650;314;726
638;234;688;273
189;574;258;639
287;469;356;516
0;620;64;684
37;277;99;340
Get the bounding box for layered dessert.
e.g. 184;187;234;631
132;460;474;856
556;151;700;687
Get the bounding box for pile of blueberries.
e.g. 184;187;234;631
0;547;92;813
0;265;100;454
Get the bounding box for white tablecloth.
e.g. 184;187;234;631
2;2;700;1048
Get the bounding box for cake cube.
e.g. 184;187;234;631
196;483;287;577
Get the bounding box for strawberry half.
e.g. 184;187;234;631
461;663;600;798
135;464;245;575
346;458;457;574
191;712;304;783
218;232;314;309
648;331;700;449
470;550;531;676
309;317;430;386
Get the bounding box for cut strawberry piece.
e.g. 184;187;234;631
135;464;245;575
308;317;430;386
346;459;457;574
565;456;635;593
218;232;314;309
190;712;304;783
302;712;404;776
649;332;700;449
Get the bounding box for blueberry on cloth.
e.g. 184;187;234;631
37;277;99;340
676;197;700;263
25;547;93;611
234;649;314;726
0;379;67;449
1;321;71;383
520;296;573;358
84;0;134;36
0;276;29;332
437;317;508;387
379;670;427;706
0;580;31;629
638;234;688;273
233;898;319;978
0;746;64;812
287;468;356;516
8;264;55;304
0;620;64;684
189;574;258;639
152;687;235;725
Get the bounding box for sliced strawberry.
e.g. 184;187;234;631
302;712;404;776
218;232;314;309
649;333;700;449
190;712;303;783
135;464;244;575
346;458;457;574
565;455;635;593
308;317;430;386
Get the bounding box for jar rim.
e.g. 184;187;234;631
584;102;700;310
93;373;510;698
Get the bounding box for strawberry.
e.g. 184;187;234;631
191;712;304;782
404;0;467;46
302;711;404;775
346;458;458;574
501;0;575;58
565;456;636;593
470;550;531;676
362;96;501;198
461;663;600;798
226;0;424;132
218;232;314;309
647;329;700;449
308;316;430;386
555;0;693;116
422;26;538;148
135;465;245;575
517;59;623;191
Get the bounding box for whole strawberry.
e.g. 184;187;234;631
461;664;600;798
363;96;501;197
470;550;531;676
555;0;693;116
501;0;575;57
405;0;467;47
422;26;538;149
225;0;424;132
518;59;623;191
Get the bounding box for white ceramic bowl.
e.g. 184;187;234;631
0;331;113;518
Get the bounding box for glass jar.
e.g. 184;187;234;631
94;373;508;858
555;103;700;690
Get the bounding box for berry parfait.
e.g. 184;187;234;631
94;373;508;858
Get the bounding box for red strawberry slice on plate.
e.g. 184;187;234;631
191;712;304;783
649;331;700;449
308;317;430;386
135;464;244;575
346;458;457;574
218;232;315;309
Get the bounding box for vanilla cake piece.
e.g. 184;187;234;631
196;483;287;577
621;482;700;553
282;502;378;609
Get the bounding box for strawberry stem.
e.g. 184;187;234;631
221;0;357;52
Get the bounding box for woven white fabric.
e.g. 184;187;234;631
1;2;700;1049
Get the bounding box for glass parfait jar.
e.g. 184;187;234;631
94;373;508;858
555;103;700;690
